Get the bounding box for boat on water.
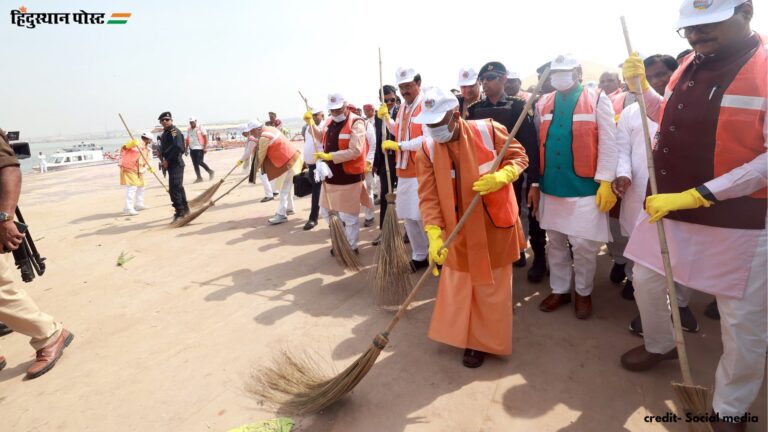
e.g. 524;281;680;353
35;143;118;172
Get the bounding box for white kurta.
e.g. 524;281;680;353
615;102;657;236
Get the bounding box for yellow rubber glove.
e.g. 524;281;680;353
425;224;447;276
236;159;244;167
382;140;399;152
303;110;314;126
377;103;390;121
646;188;712;223
472;165;519;195
596;180;618;212
124;139;139;149
314;152;333;161
622;52;650;93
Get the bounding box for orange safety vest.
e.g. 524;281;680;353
661;34;767;199
422;119;518;228
185;127;207;148
260;126;295;168
119;145;148;173
321;114;368;175
538;87;601;178
394;99;424;178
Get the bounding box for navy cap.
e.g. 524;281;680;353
478;61;507;77
158;111;172;120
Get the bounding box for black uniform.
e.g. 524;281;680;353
467;93;546;261
161;125;189;217
373;105;399;230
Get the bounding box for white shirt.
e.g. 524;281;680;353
303;126;318;164
364;117;376;163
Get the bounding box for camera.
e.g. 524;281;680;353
5;131;31;160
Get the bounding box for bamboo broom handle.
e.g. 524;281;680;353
382;68;551;335
378;48;394;193
620;16;693;386
118;113;169;193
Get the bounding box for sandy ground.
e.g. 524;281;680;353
1;149;764;432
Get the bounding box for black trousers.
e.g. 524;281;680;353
190;149;212;179
307;164;322;222
377;155;398;229
514;178;547;257
168;165;188;216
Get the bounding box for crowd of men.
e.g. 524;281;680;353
0;0;763;430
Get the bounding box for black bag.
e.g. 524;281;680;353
293;169;313;198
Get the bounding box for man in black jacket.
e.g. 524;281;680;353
468;61;547;281
372;85;400;245
158;111;189;222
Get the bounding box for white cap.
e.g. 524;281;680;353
507;71;520;80
326;93;345;110
247;119;263;130
239;123;250;132
412;87;459;125
457;67;478;86
550;54;580;71
395;67;418;85
140;132;154;140
675;0;747;28
189;116;197;122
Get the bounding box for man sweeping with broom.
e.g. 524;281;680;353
414;87;528;368
304;93;373;254
620;1;766;430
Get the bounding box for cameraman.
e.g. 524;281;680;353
0;130;73;379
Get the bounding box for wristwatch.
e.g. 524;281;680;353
0;212;13;222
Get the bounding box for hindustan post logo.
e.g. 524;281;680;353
10;6;132;29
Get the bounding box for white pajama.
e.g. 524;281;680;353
260;172;274;198
364;171;375;221
275;171;295;217
321;209;361;249
123;186;145;212
546;229;603;296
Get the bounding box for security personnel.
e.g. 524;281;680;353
467;61;545;276
158;111;189;222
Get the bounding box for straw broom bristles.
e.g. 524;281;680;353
249;68;552;415
327;207;362;272
187;180;222;208
171;174;250;228
672;383;713;432
372;193;413;309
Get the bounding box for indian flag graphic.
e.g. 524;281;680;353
107;12;131;24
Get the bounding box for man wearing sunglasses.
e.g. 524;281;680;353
371;85;400;244
378;67;430;271
621;1;765;429
158;112;190;223
467;62;543;276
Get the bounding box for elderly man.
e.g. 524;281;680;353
186;116;214;183
599;71;623;98
305;93;373;252
247;120;302;225
620;2;765;430
534;54;618;319
414;87;528;368
379;67;430;270
457;67;481;118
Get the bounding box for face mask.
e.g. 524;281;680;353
332;114;347;123
429;118;456;143
551;71;575;92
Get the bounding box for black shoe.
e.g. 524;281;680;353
330;248;359;256
171;215;182;224
208;170;215;180
0;322;13;337
513;252;527;268
194;177;203;184
527;256;547;283
403;233;410;244
621;280;635;300
704;299;720;320
260;196;274;203
273;192;279;197
410;258;429;272
462;349;486;368
610;263;627;283
629;315;643;336
372;233;382;246
364;218;375;228
679;306;699;333
303;220;317;231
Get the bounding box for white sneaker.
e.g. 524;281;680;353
268;214;288;225
135;205;149;211
124;209;139;216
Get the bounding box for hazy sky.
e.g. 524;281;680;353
3;0;765;138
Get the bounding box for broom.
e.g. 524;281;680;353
621;17;713;432
299;91;362;272
250;69;551;414
118;113;169;194
171;174;250;228
188;161;241;208
372;47;413;309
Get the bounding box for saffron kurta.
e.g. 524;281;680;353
416;119;528;355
